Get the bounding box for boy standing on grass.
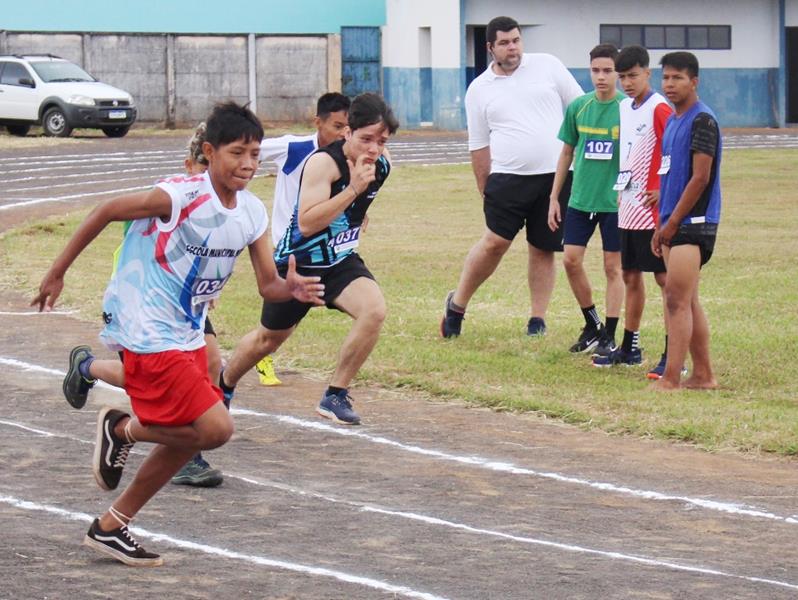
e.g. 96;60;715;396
548;44;625;357
651;52;722;391
32;102;324;566
592;46;673;373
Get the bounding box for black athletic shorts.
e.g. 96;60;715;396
483;171;571;251
619;229;666;273
668;222;717;267
204;316;216;337
260;253;376;330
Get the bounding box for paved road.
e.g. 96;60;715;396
1;131;796;214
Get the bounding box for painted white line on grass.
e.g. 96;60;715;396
0;494;449;600
2;355;796;527
3;418;796;593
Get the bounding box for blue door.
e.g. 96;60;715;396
341;26;381;97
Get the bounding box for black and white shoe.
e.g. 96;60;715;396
569;326;602;353
93;407;134;491
83;518;162;567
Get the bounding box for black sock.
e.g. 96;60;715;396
663;334;669;357
219;370;235;394
326;386;346;397
622;329;639;353
581;305;602;330
605;317;619;339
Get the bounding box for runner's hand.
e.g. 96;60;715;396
643;189;659;208
347;154;376;195
31;270;64;312
547;197;561;232
285;255;325;305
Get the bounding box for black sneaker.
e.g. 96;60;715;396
592;332;617;357
93;407;134;491
83;518;163;567
526;317;546;336
592;347;643;367
171;455;223;488
569;326;602;353
440;291;464;338
63;345;96;409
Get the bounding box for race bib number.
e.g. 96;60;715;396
191;276;229;306
584;139;614;160
613;170;632;191
328;226;361;254
657;155;671;175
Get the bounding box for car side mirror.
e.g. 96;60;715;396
19;77;35;88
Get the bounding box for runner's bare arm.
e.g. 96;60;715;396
31;188;172;312
470;147;491;196
548;143;574;231
297;152;375;236
247;233;324;305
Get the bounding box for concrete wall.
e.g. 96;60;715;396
382;0;465;128
0;31;334;124
463;0;780;68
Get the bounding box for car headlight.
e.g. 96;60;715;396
67;95;96;107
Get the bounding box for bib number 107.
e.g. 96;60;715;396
584;139;614;160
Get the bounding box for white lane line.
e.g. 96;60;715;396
3;419;798;592
4;173;180;194
0;185;149;210
0;149;185;163
0;165;180;185
0;494;449;600
2;355;796;526
0;310;78;316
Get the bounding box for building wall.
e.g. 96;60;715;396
0;0;385;34
0;31;332;124
382;0;465;129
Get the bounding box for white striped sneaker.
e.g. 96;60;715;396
83;518;163;567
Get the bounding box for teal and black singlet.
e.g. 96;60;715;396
274;139;390;268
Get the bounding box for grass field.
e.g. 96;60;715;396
2;148;797;455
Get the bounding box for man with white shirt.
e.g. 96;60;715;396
441;15;583;338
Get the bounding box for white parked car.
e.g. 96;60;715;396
0;54;137;137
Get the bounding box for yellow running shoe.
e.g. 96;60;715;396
255;356;282;386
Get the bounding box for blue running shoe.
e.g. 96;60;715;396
593;347;642;367
647;354;688;379
171;454;223;487
317;389;361;425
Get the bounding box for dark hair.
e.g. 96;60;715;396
487;16;520;45
316;92;350;119
204;101;263;147
348;93;399;134
660;51;699;78
615;45;649;72
590;43;619;62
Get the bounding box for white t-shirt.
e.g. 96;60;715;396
259;133;318;245
101;171;268;353
465;53;583;175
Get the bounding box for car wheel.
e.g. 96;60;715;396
102;126;130;138
43;107;73;137
7;124;31;137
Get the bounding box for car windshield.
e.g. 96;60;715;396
30;61;95;83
